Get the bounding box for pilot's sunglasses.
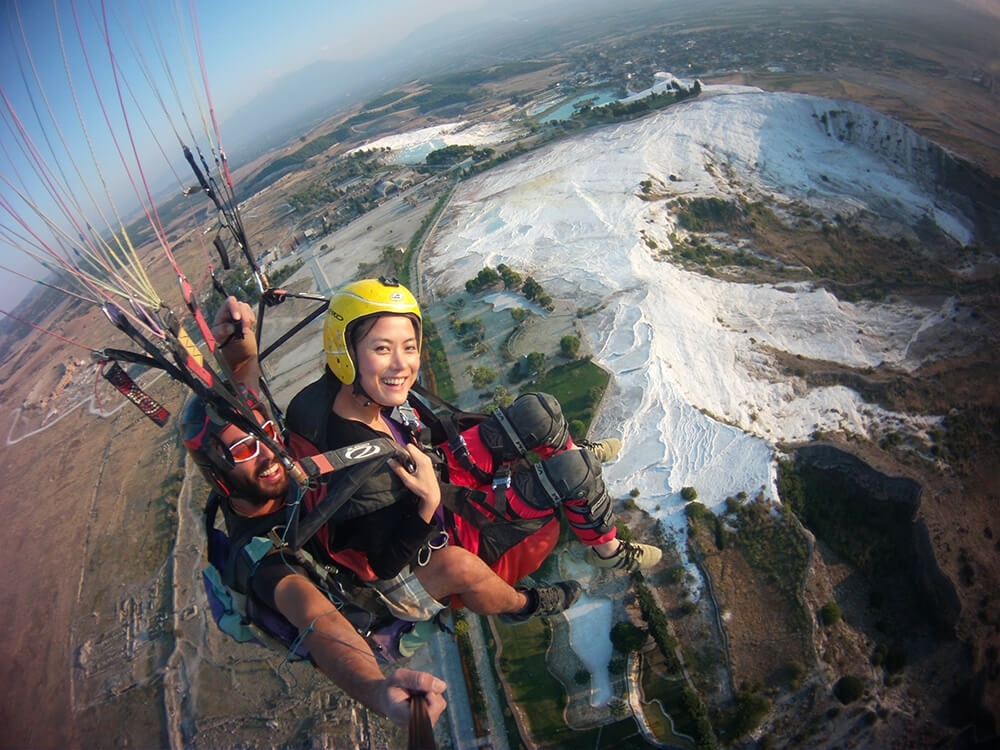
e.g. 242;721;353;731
226;420;279;463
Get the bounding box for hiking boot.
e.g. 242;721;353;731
578;437;621;463
498;581;582;624
585;540;662;572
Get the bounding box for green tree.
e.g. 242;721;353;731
470;366;497;388
610;698;630;719
735;690;771;736
609;653;627;675
560;334;581;358
425;144;481;166
498;263;521;289
465;267;501;292
681;486;698;502
685;501;708;520
586;385;603;407
525;351;546;374
610;621;648;653
522;276;543;301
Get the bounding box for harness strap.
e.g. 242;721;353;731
490;466;511;517
532;462;564;508
285;436;411;549
289;456;391;550
492;406;528;455
439;484;521;531
101;361;170;426
391;402;426;443
204;491;224;563
408;385;513;512
439;486;492;531
448;431;493;484
296;437;401;479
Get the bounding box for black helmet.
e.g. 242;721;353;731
180;387;271;495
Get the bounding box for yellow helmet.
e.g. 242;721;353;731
324;277;422;384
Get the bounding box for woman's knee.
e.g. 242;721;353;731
513;448;605;505
477;392;570;460
511;449;614;532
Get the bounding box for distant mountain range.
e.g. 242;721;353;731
217;0;670;160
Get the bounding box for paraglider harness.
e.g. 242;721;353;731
410;386;559;566
287;371;555;570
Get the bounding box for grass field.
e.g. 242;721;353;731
529;358;611;436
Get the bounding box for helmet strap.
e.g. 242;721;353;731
352;381;382;409
209;472;232;497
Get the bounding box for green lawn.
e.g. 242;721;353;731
527;358;611;434
493;615;656;749
493;618;576;743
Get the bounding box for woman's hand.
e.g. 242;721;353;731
388;443;441;522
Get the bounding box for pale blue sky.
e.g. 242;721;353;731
190;0;502;113
0;0;578;308
2;0;990;313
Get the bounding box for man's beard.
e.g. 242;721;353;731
229;461;289;505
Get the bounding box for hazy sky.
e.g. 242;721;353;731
183;0;510;114
1;0;995;312
0;0;593;309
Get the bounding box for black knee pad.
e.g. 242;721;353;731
512;449;614;533
478;392;570;462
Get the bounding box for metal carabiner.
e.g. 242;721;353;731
416;530;450;567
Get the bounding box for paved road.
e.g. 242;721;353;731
409;616;513;750
422;630;479;749
466;615;513;750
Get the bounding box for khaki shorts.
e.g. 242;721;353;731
368;566;445;622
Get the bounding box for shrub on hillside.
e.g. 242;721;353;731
834;675;865;704
735;690;771;737
819;601;842;626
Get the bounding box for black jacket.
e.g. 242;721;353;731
286;372;436;579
